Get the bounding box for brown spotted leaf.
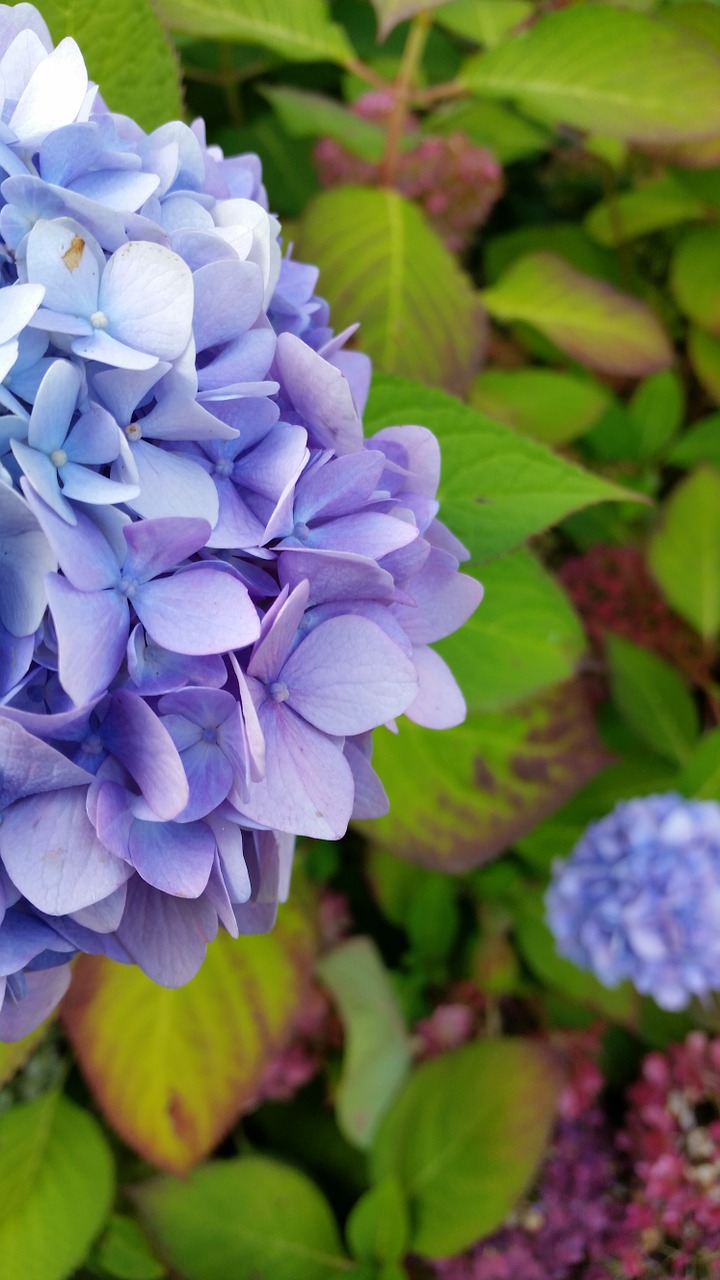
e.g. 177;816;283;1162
359;682;608;870
62;885;318;1173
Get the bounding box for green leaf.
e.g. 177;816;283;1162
667;413;720;469
514;893;636;1021
677;727;720;801
346;1178;409;1264
62;889;318;1173
606;634;699;766
436;548;586;713
435;0;533;47
262;87;388;161
430;99;549;164
585;177;707;247
317;938;412;1149
154;0;354;63
370;1040;559;1256
295;188;484;395
40;0;182;132
360;682;608;871
365;374;642;563
92;1215;166;1280
626;370;684;459
134;1157;350;1280
648;465;720;639
0;1091;114;1280
671;226;720;335
481;252;674;376
468;368;610;445
461;5;720;141
689;326;720;404
370;0;455;40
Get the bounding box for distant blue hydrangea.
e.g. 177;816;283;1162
0;5;482;1039
546;793;720;1011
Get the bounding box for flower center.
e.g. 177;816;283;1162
202;727;218;744
269;681;289;703
49;449;67;469
125;422;142;441
293;522;311;542
118;576;138;598
90;310;108;329
213;457;233;478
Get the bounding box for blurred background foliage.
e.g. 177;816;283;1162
7;1;720;1276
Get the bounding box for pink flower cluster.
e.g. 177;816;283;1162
314;93;503;253
619;1031;720;1276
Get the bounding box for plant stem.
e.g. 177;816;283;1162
380;9;433;187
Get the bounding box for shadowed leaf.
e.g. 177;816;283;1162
62;889;318;1174
317;937;412;1149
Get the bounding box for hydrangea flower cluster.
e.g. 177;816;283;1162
314;93;503;253
0;4;482;1041
547;794;720;1011
618;1031;720;1277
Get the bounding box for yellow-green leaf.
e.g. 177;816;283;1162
62;893;318;1173
671;226;720;336
462;5;720;142
154;0;354;64
468;368;610;445
648;465;720;639
295;188;485;395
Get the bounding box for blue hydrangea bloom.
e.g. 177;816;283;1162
546;793;720;1011
0;4;482;1040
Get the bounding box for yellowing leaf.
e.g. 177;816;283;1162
481;253;673;376
62;893;318;1173
360;682;608;871
671;227;720;336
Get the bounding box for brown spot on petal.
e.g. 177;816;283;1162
62;236;85;271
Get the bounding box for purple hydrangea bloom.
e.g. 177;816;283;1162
0;3;482;1040
546;793;720;1010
